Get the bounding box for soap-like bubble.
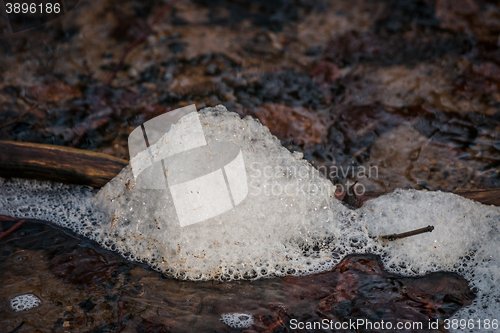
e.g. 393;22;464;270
220;313;254;328
10;294;41;312
0;105;498;331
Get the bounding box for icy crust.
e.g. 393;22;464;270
0;106;499;330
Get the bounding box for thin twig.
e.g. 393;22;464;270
380;225;434;241
0;220;25;241
104;0;180;85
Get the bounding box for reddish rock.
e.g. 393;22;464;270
251;103;326;145
29;81;82;103
50;246;120;286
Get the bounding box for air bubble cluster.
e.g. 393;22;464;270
220;313;254;328
0;105;499;331
10;294;41;312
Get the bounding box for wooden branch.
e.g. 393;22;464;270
0;141;128;188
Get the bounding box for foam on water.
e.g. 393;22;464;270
361;190;500;328
220;313;254;328
0;105;498;330
91;106;349;280
10;294;41;312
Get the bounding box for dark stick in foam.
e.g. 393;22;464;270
380;225;434;241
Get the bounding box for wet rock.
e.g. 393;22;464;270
285;254;474;330
79;298;96;313
453;61;500;101
138;65;161;83
325;104;406;169
50;247;121;286
252;70;325;109
136;318;174;333
323;31;386;67
362;125;479;191
373;0;440;35
309;61;341;101
249;303;290;333
244;103;326;145
436;0;500;38
168;42;187;55
111;9;149;43
28;81;82;103
192;0;325;32
323;31;472;67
